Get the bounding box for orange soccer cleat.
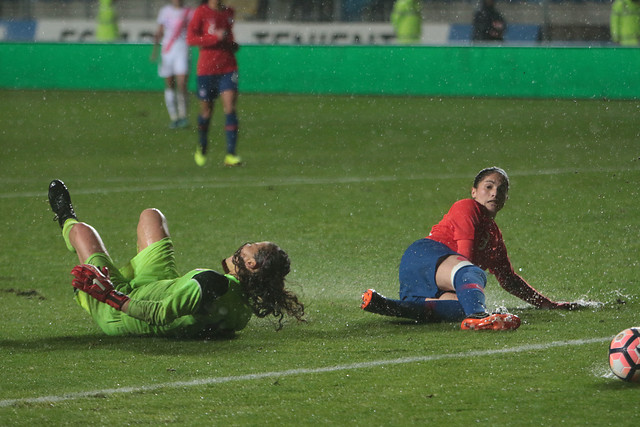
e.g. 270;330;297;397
461;312;521;331
361;289;382;311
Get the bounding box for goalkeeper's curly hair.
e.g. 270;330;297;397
233;243;305;330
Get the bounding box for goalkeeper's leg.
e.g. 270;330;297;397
49;179;109;263
136;208;171;252
66;223;129;290
63;221;109;264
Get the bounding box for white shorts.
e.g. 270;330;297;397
158;41;189;78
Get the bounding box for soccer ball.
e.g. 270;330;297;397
608;327;640;382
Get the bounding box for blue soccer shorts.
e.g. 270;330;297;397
398;238;459;302
196;71;239;101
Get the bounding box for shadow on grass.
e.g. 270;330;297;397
0;332;240;355
596;379;640;389
347;305;613;333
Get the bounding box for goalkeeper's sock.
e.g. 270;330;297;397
224;112;238;154
452;263;488;316
62;218;79;253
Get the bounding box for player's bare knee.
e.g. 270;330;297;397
137;208;170;246
139;208;165;225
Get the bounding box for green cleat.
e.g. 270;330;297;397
224;154;242;167
194;147;207;166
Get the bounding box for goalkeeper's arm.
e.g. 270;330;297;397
71;264;130;310
71;264;211;326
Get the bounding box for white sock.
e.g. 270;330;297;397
164;89;178;121
176;91;187;120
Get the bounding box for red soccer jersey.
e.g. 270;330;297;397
187;4;238;76
427;198;515;278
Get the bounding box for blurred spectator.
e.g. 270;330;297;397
255;0;269;20
611;0;640;45
288;0;333;21
390;0;422;44
318;0;335;21
96;0;119;42
472;0;506;42
342;0;369;21
287;0;308;20
363;0;395;22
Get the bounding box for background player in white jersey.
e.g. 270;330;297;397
152;0;194;129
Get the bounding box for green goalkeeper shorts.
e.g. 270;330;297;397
76;237;180;314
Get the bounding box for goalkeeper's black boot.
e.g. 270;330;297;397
48;179;77;228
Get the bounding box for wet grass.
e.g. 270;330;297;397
0;90;638;424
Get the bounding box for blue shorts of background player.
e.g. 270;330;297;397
194;71;241;167
196;72;238;101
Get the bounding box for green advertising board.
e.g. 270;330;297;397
1;42;638;99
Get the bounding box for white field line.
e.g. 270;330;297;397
0;336;611;408
3;166;639;199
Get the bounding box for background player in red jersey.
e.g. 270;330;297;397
361;167;581;330
187;0;242;167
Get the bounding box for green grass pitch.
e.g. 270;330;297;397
0;89;638;424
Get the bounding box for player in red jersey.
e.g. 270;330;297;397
187;0;242;167
361;167;581;330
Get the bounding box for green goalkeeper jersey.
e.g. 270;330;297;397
76;268;253;338
124;269;252;337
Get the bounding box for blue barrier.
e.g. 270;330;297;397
506;24;541;41
449;24;472;41
449;23;541;42
0;20;36;41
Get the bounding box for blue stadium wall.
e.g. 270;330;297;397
1;42;639;99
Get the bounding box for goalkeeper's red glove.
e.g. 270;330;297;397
70;264;130;311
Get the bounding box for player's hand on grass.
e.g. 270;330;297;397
552;301;578;310
71;264;130;311
552;301;599;310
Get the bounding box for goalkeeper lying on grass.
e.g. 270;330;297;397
48;179;304;338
